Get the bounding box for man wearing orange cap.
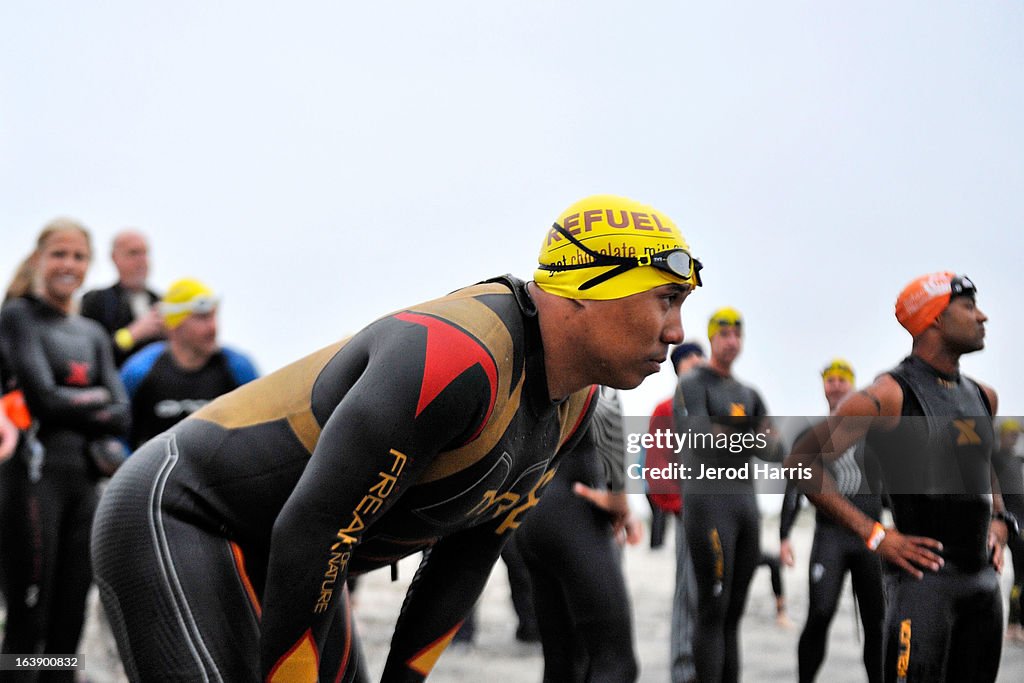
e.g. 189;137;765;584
91;195;701;682
119;278;259;448
788;272;1015;682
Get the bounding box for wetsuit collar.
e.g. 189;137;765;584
24;293;68;318
906;354;960;383
699;364;731;382
482;274;537;318
480;275;562;415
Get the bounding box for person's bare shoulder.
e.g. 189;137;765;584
834;373;904;431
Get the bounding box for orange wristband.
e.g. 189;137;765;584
866;522;886;551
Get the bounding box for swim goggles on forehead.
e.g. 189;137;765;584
158;295;219;316
537;222;703;292
950;275;977;299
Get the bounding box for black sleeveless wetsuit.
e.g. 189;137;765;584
867;355;1000;683
90;278;597;683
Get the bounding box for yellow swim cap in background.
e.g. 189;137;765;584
707;307;742;340
1000;419;1021;435
159;278;219;329
534;194;700;300
821;358;855;384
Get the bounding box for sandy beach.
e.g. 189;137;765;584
66;509;1024;681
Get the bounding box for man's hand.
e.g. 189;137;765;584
128;306;165;342
988;519;1009;573
779;538;795;567
573;484;643;546
876;528;944;579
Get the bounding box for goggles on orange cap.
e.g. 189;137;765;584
536;222;703;292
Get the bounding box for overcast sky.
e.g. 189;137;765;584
3;2;1021;420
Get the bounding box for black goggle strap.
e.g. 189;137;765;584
536;222;638;290
538;222;701;290
537;222;635;272
577;262;637;291
570;253;696;292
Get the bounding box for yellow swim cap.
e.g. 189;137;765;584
1000;419;1021;435
534;195;701;300
159;278;219;329
821;358;855;384
707;307;742;340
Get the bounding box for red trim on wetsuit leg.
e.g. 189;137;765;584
394;312;498;441
229;541;262;618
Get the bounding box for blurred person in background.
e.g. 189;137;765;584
674;307;784;683
780;359;884;682
81;229;164;367
120;278;258;449
648;342;705;549
516;386;642;682
0;219;129;680
647;341;705;683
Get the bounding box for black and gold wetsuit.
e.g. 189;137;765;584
91;277;596;683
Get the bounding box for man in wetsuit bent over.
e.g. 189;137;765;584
788;272;1014;683
90;194;703;682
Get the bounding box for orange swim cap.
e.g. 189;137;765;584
894;271;957;337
